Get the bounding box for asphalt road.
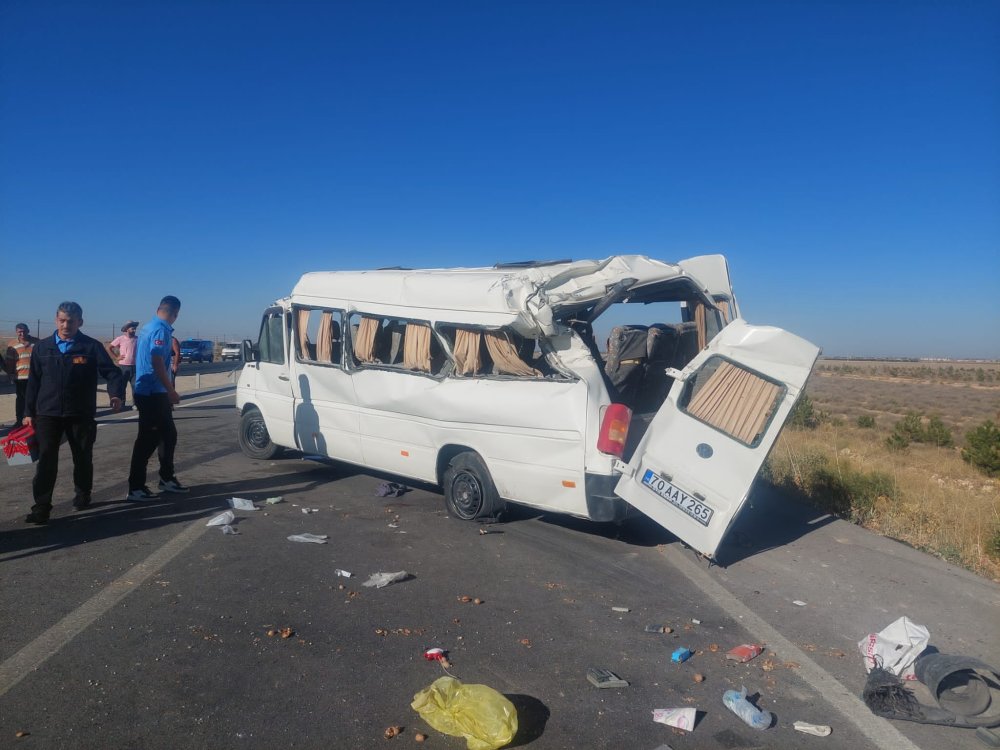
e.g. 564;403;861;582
0;387;997;749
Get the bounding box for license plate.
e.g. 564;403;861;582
641;469;714;526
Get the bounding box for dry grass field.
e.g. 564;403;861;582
766;359;1000;580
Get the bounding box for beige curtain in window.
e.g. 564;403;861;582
453;329;482;376
484;331;540;377
687;361;780;444
316;312;333;363
355;316;380;363
716;299;730;324
693;302;708;351
296;309;311;360
403;323;432;372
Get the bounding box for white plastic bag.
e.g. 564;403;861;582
228;497;258;511
206;510;235;526
287;533;329;544
858;616;929;679
363;571;410;588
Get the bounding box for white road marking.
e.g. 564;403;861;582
0;518;210;697
662;544;923;750
97;391;234;427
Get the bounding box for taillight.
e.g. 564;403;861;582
597;403;632;457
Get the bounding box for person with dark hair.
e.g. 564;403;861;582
23;302;124;524
4;323;39;427
126;295;189;500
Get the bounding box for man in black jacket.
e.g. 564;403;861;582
23;301;124;524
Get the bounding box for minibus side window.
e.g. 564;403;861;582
437;325;556;378
348;312;447;376
293;307;343;367
258;312;286;365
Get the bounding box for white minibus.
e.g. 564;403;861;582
235;255;818;559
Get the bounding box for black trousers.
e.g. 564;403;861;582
128;393;176;491
14;380;28;424
31;415;97;514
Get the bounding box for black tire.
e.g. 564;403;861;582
443;451;501;521
238;408;282;460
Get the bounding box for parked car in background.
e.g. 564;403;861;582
220;342;242;361
179;339;214;363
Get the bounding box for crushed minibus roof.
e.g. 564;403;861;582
290;255;730;336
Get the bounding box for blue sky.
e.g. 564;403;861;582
1;1;998;357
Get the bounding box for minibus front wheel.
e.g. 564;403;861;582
444;451;500;521
239;408;282;460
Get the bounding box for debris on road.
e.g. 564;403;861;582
265;496;284;504
792;600;807;607
587;668;629;688
335;568;353;578
693;673;705;683
363;571;411;588
863;651;1000;728
691;618;702;625
287;533;328;544
793;721;832;736
651;707;696;731
644;624;666;634
15;731;29;738
977;727;1000;747
411;676;517;750
414;732;427;742
266;627;294;639
708;644;719;652
206;510;235;527
424;648;451;668
228;497;258;511
671;648;692;663
384;725;402;739
375;481;410;498
723;686;773;729
222;525;238;535
858;616;929;679
302;508;318;514
726;644;764;663
612;606;630;613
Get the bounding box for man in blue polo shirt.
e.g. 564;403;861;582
126;295;189;500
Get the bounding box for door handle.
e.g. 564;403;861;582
278;374;290;381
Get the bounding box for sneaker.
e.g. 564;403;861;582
25;511;49;525
72;493;92;510
125;486;158;501
158;478;190;494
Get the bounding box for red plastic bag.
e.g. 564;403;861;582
1;425;38;465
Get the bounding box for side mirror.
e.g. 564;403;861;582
242;339;258;362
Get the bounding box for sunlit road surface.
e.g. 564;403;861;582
0;387;996;749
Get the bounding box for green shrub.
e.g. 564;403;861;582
924;416;954;448
857;415;877;429
895;412;925;442
788;394;821;429
885;432;910;451
961;421;1000;477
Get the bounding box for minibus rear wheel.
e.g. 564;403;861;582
444;452;500;521
239;408;282;460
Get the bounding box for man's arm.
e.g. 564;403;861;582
152;354;180;404
95;341;124;412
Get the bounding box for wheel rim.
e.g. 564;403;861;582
451;470;483;518
245;416;271;450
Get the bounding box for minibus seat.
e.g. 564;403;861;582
672;321;701;369
641;324;681;412
604;325;648;407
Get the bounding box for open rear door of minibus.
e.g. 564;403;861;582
613;319;819;559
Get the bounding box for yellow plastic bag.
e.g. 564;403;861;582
411;676;518;750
